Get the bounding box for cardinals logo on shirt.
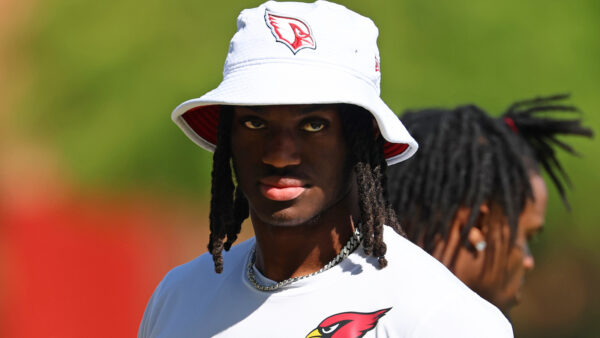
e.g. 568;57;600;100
265;10;316;54
306;308;391;338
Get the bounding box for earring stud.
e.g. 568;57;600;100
475;241;487;252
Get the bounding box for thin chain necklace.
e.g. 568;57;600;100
246;229;362;292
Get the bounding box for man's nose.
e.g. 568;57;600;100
262;129;301;168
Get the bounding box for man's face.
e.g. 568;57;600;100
476;174;547;314
230;104;353;227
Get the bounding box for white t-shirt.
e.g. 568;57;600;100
139;226;513;338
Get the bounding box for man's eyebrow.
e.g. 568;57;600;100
299;104;330;114
242;106;265;113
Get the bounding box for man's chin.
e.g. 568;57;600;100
252;207;321;227
271;211;320;227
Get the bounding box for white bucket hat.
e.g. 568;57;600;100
171;0;418;165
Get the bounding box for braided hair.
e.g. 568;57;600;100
207;104;400;273
386;94;593;253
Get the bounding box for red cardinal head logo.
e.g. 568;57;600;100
265;10;316;54
306;308;391;338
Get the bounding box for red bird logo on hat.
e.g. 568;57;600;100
305;308;391;338
265;10;316;54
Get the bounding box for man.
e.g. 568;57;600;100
386;95;593;315
139;1;512;337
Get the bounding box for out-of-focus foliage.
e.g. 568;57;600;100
21;0;600;196
13;0;600;336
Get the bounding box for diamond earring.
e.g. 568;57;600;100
475;241;487;252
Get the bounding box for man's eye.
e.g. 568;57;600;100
527;233;540;244
243;119;265;129
302;121;325;132
527;228;544;244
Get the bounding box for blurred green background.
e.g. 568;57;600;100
1;0;599;337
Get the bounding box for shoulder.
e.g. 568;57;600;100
412;291;513;337
381;226;467;286
162;237;254;289
381;227;513;337
138;237;255;337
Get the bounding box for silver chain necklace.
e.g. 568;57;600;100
246;229;362;292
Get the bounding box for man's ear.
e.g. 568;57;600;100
466;204;490;252
453;205;489;253
433;204;491;266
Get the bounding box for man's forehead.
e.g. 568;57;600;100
232;104;337;115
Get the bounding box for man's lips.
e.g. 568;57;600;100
259;176;307;201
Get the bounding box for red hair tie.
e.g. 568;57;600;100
504;117;519;134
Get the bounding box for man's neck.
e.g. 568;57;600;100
251;193;359;282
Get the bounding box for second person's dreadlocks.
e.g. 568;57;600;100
386;94;593;253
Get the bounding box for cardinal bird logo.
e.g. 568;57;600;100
264;10;316;54
306;308;391;338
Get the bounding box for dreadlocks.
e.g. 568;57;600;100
339;104;402;268
207;106;249;273
207;104;400;273
387;94;594;254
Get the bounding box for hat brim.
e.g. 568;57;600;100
172;61;418;165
